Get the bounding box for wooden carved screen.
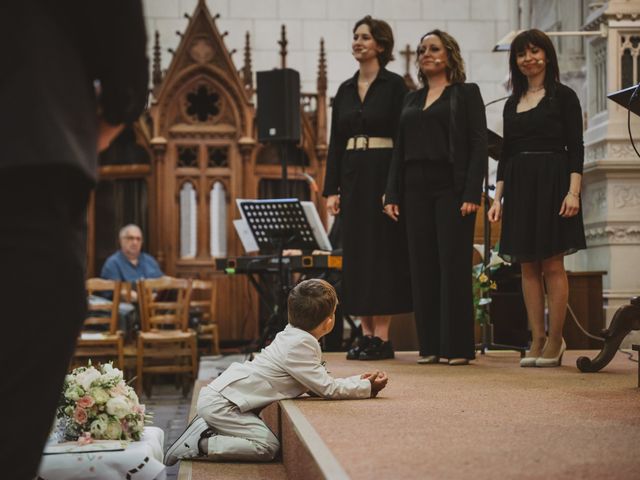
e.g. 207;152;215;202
156;73;259;343
147;1;329;345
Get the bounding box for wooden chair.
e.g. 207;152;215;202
74;278;125;369
136;277;196;397
190;279;221;356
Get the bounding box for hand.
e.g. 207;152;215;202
128;289;138;302
460;202;480;217
362;371;388;397
487;201;502;223
370;371;388;397
326;195;341;215
559;193;580;218
383;204;400;222
360;371;378;380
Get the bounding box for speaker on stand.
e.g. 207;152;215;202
257;69;301;198
253;69;303;347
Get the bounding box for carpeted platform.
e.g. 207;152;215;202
292;350;639;480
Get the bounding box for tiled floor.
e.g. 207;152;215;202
141;354;249;478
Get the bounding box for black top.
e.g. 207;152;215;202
497;83;584;182
0;0;149;182
323;68;408;196
404;86;451;163
385;83;487;205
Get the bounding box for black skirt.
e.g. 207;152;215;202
339;148;412;315
499;151;586;263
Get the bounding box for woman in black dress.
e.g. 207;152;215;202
324;15;412;360
384;30;486;365
488;30;586;367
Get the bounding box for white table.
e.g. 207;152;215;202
37;426;166;480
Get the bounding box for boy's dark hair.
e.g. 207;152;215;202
288;279;337;332
353;15;395;67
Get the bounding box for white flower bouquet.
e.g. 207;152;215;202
57;362;151;442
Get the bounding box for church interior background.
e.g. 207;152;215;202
89;0;640;347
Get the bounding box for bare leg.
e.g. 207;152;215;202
540;255;568;358
520;261;547;357
360;316;374;337
372;315;391;341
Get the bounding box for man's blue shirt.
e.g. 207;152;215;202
100;251;163;282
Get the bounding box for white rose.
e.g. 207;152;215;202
100;371;121;385
104;419;123;440
76;368;101;391
128;389;139;403
101;363;114;373
100;363;123;383
89;416;109;438
90;387;110;405
65;386;83;402
106;396;131;419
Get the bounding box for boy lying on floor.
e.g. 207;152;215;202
165;278;388;465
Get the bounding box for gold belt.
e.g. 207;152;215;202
345;136;393;151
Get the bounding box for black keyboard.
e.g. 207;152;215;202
215;255;342;273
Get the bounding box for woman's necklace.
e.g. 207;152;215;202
527;84;545;93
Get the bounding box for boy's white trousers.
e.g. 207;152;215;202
197;387;280;461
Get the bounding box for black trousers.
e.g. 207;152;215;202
403;162;476;359
0;166;91;480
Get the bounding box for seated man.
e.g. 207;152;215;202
100;224;163;333
101;224;163;300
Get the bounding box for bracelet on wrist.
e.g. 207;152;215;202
567;191;580;198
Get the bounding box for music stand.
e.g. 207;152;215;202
477;129;526;356
239;198;322;348
239;198;319;253
608;83;640;159
607;83;640;115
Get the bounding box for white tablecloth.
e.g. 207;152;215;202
37;427;165;480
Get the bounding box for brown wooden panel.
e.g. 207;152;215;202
565;271;606;349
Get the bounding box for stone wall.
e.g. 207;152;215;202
143;0;514;136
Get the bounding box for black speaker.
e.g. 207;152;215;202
257;69;301;143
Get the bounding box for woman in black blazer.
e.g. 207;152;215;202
384;29;487;365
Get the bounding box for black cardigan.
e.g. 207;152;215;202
497;82;584;182
385;82;487;205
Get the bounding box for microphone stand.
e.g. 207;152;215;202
476;96;526;357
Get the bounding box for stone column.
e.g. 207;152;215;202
577;1;640;346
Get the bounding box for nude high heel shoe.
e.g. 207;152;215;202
520;339;547;368
519;356;538;367
535;338;566;367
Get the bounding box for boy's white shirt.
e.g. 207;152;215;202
207;324;371;412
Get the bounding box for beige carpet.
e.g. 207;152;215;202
294;351;639;480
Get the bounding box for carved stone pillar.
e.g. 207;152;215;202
578;1;640;346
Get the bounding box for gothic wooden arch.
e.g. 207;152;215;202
144;0;328;343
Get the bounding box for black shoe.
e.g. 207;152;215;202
359;337;394;360
346;335;372;360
